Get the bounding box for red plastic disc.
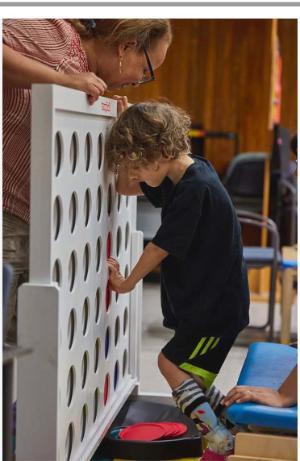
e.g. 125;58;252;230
119;423;167;441
119;421;187;441
158;422;187;438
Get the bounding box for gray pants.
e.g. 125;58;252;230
3;212;29;343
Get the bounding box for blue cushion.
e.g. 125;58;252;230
280;259;298;269
225;343;297;431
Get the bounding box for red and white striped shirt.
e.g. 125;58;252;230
3;19;89;223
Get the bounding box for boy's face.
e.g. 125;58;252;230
127;161;167;187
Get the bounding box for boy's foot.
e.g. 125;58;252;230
201;448;234;461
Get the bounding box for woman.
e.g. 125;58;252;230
3;18;172;342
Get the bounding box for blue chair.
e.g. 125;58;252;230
225;342;297;432
222;152;268;214
237;211;281;341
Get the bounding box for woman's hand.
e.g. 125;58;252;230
62;72;108;104
221;385;288;408
107;257;134;293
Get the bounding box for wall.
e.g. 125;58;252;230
118;19;297;175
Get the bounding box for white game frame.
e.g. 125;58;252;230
16;85;143;461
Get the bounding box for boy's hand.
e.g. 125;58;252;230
107;257;134;293
111;95;128;115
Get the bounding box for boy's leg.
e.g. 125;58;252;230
159;331;240;457
158;352;234;456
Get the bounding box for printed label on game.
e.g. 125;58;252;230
101;100;112;113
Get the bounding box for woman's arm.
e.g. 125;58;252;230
108;242;168;293
3;44;107;102
221;366;297;408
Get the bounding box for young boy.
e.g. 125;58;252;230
106;102;249;460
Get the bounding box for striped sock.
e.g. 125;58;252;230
172;378;234;454
205;384;224;416
205;384;236;429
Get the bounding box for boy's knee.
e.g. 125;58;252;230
157;352;166;375
192;373;207;390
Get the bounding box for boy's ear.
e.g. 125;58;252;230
153;160;160;172
118;40;138;57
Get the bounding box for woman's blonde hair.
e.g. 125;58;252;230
67;19;172;50
106;102;191;172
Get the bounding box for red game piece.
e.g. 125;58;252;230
119;422;167;441
119;421;187;441
158;422;187;438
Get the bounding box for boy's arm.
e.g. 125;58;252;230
116;165;144;196
108;242;168;293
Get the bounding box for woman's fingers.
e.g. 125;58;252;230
221;386;254;406
63;72;108;103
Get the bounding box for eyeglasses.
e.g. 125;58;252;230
135;47;155;85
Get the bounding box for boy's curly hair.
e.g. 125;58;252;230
105;102;191;172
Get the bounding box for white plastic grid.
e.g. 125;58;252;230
16;85;143;461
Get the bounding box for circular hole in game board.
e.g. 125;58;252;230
84;189;92;227
106;232;112;258
81;351;89;389
52;259;62;287
116;227;122;257
85;133;92;172
93;388;100;422
69;192;77;234
124;265;129;278
123;307;128;335
105;327;110;359
68;308;76;349
107;184;112;216
105;282;111;312
53;196;62;241
125;222;130;250
104;374;110;405
114;316;120;346
96;186;102;221
117;193;122;211
82;298;89;336
83;243;91;281
70;133;78;174
95;288;101;323
80;404;88;441
67;366;75;407
68;251;77;292
54;132;63;177
94;338;100;373
96;237;102;272
65;423;74;461
114;361;119;390
98;133;103;170
122;349;128;377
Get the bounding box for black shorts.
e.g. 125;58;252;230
162;325;239;388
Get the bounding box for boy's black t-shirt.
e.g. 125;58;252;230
140;156;249;337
